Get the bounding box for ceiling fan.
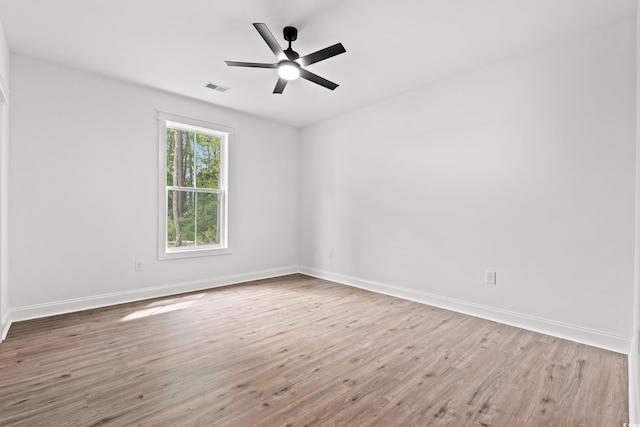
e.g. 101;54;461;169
225;23;346;94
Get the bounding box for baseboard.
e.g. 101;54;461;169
9;266;300;323
300;266;631;354
5;263;632;352
1;311;10;341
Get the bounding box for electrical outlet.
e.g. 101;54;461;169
328;249;334;259
135;259;144;272
485;271;496;285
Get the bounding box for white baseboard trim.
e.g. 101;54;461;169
299;266;631;354
1;312;10;341
9;266;299;323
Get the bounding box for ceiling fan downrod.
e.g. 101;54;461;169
283;26;299;60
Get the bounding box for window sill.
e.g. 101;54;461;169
158;245;232;260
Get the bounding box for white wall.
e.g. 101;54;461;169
8;55;299;318
0;19;9;340
300;18;636;352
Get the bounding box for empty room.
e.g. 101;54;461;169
0;0;639;425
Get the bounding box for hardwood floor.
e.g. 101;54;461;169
0;274;628;426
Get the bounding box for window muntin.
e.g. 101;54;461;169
158;113;231;259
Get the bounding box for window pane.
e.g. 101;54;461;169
196;192;220;245
195;134;221;189
167;190;196;249
166;129;175;186
166;128;194;188
167;190;219;249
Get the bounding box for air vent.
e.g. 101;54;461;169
204;82;229;93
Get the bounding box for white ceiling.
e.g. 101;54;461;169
0;0;635;128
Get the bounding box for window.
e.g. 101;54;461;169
158;112;232;259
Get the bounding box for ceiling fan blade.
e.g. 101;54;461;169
298;43;346;67
225;61;277;69
299;69;339;90
253;23;287;61
273;78;288;94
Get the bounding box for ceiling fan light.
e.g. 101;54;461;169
278;61;300;80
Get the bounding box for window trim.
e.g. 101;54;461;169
157;111;233;260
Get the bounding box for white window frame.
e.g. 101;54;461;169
158;111;233;260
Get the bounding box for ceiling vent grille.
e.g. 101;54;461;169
204;82;230;93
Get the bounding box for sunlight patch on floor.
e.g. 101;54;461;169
120;294;205;322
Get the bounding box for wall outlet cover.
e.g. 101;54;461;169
486;271;496;284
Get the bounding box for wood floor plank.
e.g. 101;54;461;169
0;274;629;426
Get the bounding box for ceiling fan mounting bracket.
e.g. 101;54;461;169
283;26;298;42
